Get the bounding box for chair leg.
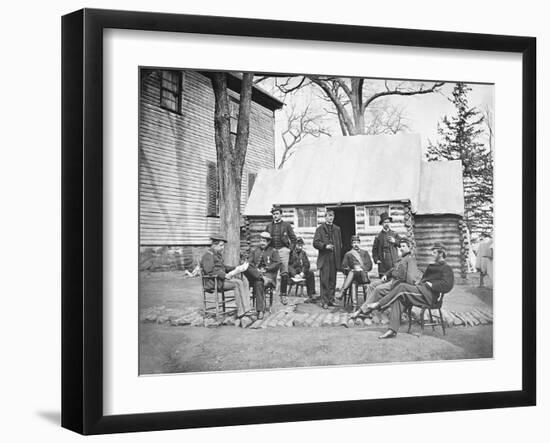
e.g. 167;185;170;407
351;282;357;308
407;305;413;333
428;309;435;331
439;308;446;335
214;292;220;322
420;308;426;335
221;291;226;313
202;289;208;327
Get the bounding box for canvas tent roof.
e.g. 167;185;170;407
417;160;464;215
244;134;464;217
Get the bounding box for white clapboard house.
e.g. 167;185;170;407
139;69;283;271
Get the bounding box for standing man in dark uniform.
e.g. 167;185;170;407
313;209;342;309
265;205;297;305
288;237;316;301
372;212;401;278
245;232;281;319
362;242;455;338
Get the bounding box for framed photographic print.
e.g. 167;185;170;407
61;8;536;435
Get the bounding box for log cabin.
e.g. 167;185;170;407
139;69;283;271
244;134;469;278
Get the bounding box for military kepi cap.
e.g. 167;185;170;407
296;237;305;245
260;231;272;240
271;205;283;214
351;235;360;242
431;242;446;251
399;237;411;247
210;233;227;242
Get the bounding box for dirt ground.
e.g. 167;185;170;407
139;271;493;374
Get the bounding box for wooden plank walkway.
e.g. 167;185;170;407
140;304;493;329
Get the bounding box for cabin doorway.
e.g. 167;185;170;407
327;205;356;262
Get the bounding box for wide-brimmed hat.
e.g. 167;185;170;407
351;235;360;242
260;231;272;241
270;205;283;214
378;212;393;225
431;242;446;251
296;237;305;245
210;233;227;242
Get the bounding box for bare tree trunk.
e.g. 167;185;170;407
211;72;253;266
350;78;365;135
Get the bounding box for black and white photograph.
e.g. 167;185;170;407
138;69;495;374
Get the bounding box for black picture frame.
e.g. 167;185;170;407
61;8;536;435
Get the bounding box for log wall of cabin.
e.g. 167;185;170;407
139;69;276;248
245;202;413;275
413;214;464;276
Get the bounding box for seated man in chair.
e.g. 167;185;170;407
361;242;454;339
351;237;420;318
244;232;281;319
288;237;316;302
200;233;253;319
339;235;373;309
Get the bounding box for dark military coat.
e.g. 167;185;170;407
313;223;343;271
248;246;281;281
372;229;400;274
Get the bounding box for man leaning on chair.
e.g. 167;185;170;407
360;242;455;339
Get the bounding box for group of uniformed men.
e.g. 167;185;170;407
200;205;454;338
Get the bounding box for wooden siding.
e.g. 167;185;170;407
139;70;276;246
413;215;464;275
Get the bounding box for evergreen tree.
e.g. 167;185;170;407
427;83;493;237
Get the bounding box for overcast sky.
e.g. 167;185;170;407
266;78;494;167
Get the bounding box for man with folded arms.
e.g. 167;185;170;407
339;235;373;310
288;237;316;302
200;233;253;319
361;242;454;339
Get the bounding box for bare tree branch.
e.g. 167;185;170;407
361;81;445;113
278;102;330;168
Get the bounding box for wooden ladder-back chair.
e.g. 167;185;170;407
342;282;368;308
251;282;274;312
341;270;368;308
200;271;238;325
287;279;306;297
406;292;446;336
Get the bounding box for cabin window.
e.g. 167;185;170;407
160;70;181;113
248;172;257;197
296;207;317;228
365;205;390;227
206;161;220;217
